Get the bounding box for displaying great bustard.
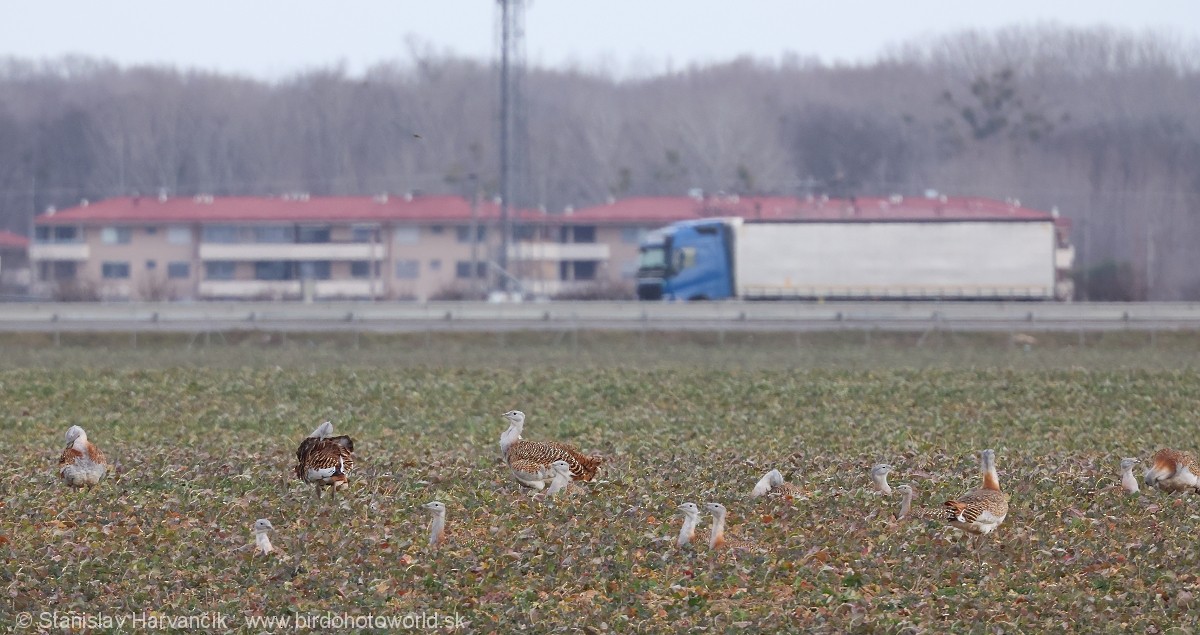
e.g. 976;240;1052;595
58;425;108;488
294;421;355;499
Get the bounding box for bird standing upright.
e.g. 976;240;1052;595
944;449;1009;536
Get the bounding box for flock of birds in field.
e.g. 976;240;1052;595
55;415;1200;557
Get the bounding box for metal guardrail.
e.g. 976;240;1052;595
1;301;1200;332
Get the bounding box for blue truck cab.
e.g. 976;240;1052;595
636;218;738;301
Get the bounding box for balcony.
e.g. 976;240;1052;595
199;243;385;261
30;243;90;261
508;242;609;261
198;279;385;299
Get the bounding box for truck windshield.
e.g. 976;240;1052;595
639;246;666;269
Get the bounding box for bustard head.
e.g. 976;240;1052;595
703;502;728;518
65;425;87;445
1120;457;1140;472
423;501;446;516
550;460;572;478
677;502;699;519
253;518;274;535
871;463;893;494
502;410;525;426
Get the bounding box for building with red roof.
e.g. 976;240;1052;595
29;192;1071;301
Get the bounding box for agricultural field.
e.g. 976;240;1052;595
4;330;1200;633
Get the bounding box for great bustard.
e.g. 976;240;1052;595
893;484;944;521
1143;449;1200;493
423;501;447;549
294;421;355;499
1119;457;1141;494
703;502;765;552
58;425;108;488
500;410;602;490
253;519;275;556
944;449;1009;536
750;469;802;499
870;463;894;496
676;502;702;548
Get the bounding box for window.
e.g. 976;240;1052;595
429;259;441;271
255;261;295;280
395;260;420;279
205;262;235;280
561;225;596;244
202;225;240;243
297;225;330;243
101;227;133;244
145;226;158;235
298;261;331;280
146;260;157;270
672;247;697;272
41;261;76;280
560;260;598;281
168;262;190;279
53;226;79;243
430;225;444;235
621;227;647;244
394;226;419;244
455;261;487;279
351;225;380;243
102;261;131;279
167;226;192;244
350;261;379;278
254;226;295;243
456;225;486;243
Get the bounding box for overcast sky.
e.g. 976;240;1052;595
2;1;1198;79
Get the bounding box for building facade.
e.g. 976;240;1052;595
29;193;1073;302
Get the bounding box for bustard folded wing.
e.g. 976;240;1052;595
506;439;602;481
944;489;1009;531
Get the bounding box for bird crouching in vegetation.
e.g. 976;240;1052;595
944;449;1009;536
294;421;355;499
870;463;894;496
59;425;108;488
1119;457;1141;494
894;485;945;521
750;468;803;499
500;410;603;490
704;502;766;553
253;519;275;556
1143;449;1200;493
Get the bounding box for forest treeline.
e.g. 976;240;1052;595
1;25;1198;299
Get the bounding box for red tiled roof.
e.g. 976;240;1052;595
34;193;1065;227
564;195;1060;224
35;195;518;225
0;230;29;248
